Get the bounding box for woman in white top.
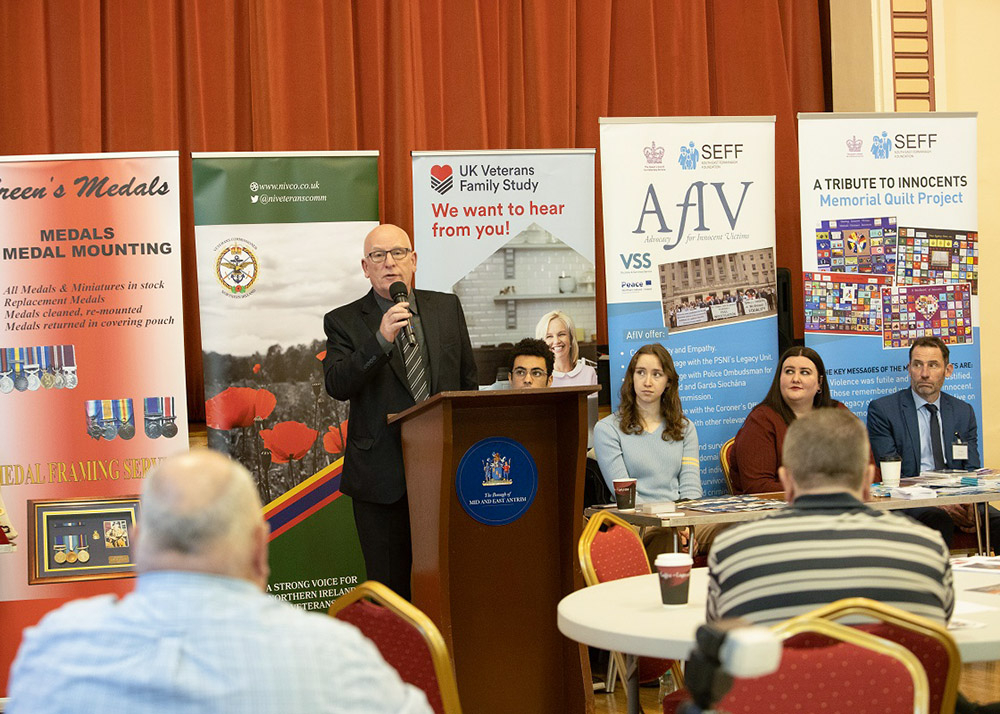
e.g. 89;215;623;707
535;310;597;387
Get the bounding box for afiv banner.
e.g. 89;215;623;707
600;117;778;495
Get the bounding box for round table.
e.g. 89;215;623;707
558;567;1000;662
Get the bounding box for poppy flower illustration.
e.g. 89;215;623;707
316;350;326;361
260;421;318;463
205;387;277;430
253;363;261;374
323;420;349;454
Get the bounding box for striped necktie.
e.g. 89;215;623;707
400;334;429;403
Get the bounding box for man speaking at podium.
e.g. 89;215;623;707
324;224;477;600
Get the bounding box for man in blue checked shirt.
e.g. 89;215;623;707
7;449;432;714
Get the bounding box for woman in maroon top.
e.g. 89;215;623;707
730;346;839;494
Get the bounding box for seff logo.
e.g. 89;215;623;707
430;164;453;194
870;131;892;159
678;141;699;170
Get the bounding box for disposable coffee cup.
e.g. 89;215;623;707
880;455;902;488
655;552;693;607
612;478;637;511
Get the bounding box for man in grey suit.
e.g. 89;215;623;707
323;224;478;599
867;336;995;549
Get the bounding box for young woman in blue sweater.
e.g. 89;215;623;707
595;343;701;504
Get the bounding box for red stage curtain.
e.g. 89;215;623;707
0;0;828;420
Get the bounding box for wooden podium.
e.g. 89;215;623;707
389;385;598;714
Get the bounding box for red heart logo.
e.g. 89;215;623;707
430;164;453;181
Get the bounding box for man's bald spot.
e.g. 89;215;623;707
139;449;262;564
148;449;258;515
363;223;410;255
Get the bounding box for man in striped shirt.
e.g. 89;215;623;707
707;407;954;625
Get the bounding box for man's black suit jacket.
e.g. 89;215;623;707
323;288;478;504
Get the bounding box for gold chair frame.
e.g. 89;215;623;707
578;510;685;697
792;597;959;714
328;580;463;714
719;437;736;495
770;616;930;714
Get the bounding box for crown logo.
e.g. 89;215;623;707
482;451;513;486
644;142;665;164
846;135;862;152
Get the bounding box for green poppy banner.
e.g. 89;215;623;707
192;151;379;612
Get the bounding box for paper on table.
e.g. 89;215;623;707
888;486;937;499
951;556;1000;572
965;582;1000;595
954;600;997;615
948;617;986;631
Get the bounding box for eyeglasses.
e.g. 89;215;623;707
366;247;412;263
511;367;548;379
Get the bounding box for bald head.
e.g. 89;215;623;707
361;224;417;299
136;449;269;587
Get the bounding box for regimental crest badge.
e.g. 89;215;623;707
215;241;259;297
482;451;513;486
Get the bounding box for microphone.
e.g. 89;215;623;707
389;281;416;346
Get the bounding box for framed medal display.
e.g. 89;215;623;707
27;496;140;585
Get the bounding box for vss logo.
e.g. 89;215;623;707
620;252;651;269
430;164;453;194
871;131;892;159
678;142;699;170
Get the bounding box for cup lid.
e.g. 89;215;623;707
655;552;693;566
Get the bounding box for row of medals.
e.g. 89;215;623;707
87;417;135;441
0;366;78;393
53;532;98;564
86;417;178;441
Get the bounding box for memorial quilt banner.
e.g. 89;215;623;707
798;113;980;427
0;151;187;691
193;152;377;612
600;117;778;495
412;150;597;384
